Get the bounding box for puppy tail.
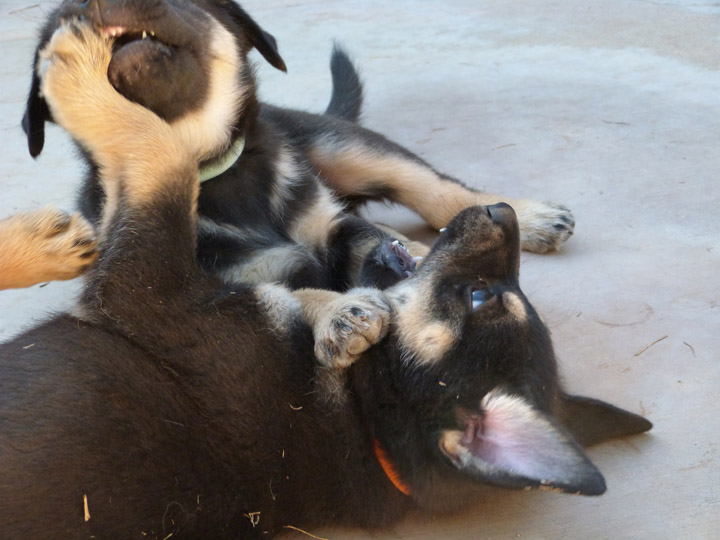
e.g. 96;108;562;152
325;43;364;122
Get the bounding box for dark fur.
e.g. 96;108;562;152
0;197;650;539
1;2;650;538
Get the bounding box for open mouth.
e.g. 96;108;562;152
383;240;418;279
102;25;174;57
98;20;205;121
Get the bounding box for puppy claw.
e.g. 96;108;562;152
314;289;391;369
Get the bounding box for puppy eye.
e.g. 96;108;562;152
471;287;492;311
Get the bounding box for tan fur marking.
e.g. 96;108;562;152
269;147;302;218
288;186;344;249
171;24;245;161
387;281;457;365
503;292;528;321
0;208;97;290
481;389;539;425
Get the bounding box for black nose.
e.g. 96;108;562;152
486;203;516;227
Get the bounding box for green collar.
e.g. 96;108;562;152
198;136;246;183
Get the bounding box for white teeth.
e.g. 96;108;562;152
142;31;148;39
412;256;424;262
103;26;126;38
391;240;400;246
150;31;155;37
439;228;447;233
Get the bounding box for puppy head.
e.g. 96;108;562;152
22;0;286;158
355;204;651;509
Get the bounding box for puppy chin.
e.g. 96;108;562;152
108;43;207;121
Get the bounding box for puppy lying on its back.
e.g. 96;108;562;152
0;18;651;540
13;0;575;293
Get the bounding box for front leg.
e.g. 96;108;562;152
39;21;184;199
38;20;208;350
257;284;391;368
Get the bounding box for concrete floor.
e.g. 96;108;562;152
1;1;718;538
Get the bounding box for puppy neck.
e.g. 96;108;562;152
198;135;246;183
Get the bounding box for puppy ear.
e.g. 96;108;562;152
556;393;652;447
439;389;607;495
22;69;52;158
229;6;287;72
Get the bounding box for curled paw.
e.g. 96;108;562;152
39;19;114;116
314;289;391;369
38;19;165;164
513;199;575;253
0;207;97;289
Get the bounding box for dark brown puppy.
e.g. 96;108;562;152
0;18;650;540
16;0;575;293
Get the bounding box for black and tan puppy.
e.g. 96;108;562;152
0;17;650;540
13;0;576;293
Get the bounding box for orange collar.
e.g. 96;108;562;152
373;438;412;496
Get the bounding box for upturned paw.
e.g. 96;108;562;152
513;200;575;253
39;20;115;124
38;20;164;163
0;208;97;289
314;289;391;369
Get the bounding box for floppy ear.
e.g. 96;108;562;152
22;67;52;158
228;5;287;72
557;393;652;447
439;389;607;495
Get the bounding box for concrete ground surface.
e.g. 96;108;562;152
1;0;718;538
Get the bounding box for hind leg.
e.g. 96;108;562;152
305;124;574;253
0;207;97;289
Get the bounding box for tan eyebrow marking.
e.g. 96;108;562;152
503;292;527;321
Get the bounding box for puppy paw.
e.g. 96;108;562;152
314;289;391;369
39;20;168;165
0;208;97;289
512;199;575;253
39;20;114;125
